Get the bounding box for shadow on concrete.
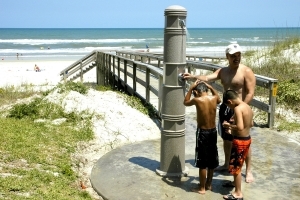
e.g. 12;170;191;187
128;156;159;172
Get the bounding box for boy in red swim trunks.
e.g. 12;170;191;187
222;90;253;200
184;80;221;194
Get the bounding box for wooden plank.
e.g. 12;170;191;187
149;85;159;96
250;99;270;113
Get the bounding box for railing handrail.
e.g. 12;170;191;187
105;51;278;127
59;50;97;76
60;50;278;127
116;50;227;62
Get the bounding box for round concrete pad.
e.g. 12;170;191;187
91;113;300;200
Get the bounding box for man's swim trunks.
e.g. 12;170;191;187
194;128;219;169
219;103;234;141
228;135;251;175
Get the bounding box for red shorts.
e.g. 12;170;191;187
228;136;251;175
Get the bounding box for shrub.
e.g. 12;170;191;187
57;81;88;94
122;94;157;118
277;80;300;105
94;85;114;91
8;98;42;119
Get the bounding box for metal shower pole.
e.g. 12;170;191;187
156;5;188;177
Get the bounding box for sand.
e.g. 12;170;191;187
0;60;72;87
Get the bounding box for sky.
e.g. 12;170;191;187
1;0;300;28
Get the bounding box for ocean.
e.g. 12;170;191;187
0;28;300;61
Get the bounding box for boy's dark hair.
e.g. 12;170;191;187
194;82;208;93
223;89;238;103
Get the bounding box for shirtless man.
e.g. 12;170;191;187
184;80;221;194
183;43;255;183
222;90;253;200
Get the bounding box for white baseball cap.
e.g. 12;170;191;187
225;43;242;54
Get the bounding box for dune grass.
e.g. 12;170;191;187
0;84;37;106
243;36;300;130
0;82;96;199
0;118;93;199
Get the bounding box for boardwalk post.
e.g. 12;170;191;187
156;5;188;176
268;81;277;127
80;61;83;82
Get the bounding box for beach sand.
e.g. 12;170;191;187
0;59;99;88
0;60;73;87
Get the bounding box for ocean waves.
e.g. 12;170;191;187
0;28;299;60
0;38;153;45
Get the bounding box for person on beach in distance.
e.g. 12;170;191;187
182;43;256;183
34;64;41;72
222;90;253;200
183;80;221;194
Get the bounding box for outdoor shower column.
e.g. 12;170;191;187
156;5;188;176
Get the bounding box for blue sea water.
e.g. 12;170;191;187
0;28;299;60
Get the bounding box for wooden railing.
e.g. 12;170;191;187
60;50;278;128
116;50;227;65
60;51;97;82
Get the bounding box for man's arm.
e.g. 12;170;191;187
243;67;256;104
183;69;221;82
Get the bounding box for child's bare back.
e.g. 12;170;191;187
183;80;221;129
194;96;218;129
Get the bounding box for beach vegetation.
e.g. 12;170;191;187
0;85;94;199
0;116;93;199
56;81;88;95
0;85;37;106
8;98;41;119
277;80;300;105
94;84;113;91
122;94;157;118
243;36;300;131
276;118;300;132
243;50;256;57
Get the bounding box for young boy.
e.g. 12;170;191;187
183;80;221;194
222;90;253;200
